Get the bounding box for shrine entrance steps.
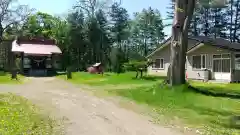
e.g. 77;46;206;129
28;69;47;77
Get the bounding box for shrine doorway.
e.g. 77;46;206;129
28;56;47;76
30;56;46;70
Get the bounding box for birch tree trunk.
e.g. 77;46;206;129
168;0;196;86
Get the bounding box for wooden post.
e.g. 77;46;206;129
21;52;24;74
49;54;53;76
66;66;72;79
11;54;17;80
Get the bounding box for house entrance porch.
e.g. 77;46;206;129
212;54;231;81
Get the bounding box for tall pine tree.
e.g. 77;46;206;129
109;2;130;73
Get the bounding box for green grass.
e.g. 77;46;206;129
59;72;163;86
62;72;240;135
0;72;23;84
191;81;240;96
113;85;240;135
0;94;55;135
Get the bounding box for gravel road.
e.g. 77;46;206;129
0;77;187;135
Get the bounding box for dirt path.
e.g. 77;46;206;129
0;77;187;135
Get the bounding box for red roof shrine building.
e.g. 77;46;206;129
1;37;62;76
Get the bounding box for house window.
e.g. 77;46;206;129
213;54;221;59
202;55;206;68
192;55;206;69
235;54;240;70
153;58;164;69
213;59;221;72
213;54;230;73
222;59;230;72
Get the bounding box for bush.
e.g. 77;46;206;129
123;61;148;72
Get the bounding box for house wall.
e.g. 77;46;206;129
147;38;200;76
232;70;240;82
232;52;240;82
187;44;231;80
147;45;170;76
148;43;235;81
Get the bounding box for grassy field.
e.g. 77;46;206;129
114;85;240;135
0;94;55;135
191;81;240;96
60;72;163;86
63;72;240;135
0;72;23;84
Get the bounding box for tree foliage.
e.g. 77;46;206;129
166;0;236;40
131;8;165;56
1;0;166;74
109;2;130;73
0;0;32;42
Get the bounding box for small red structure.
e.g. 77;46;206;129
87;63;103;74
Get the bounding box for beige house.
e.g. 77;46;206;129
147;36;240;82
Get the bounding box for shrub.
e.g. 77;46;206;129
123;61;149;72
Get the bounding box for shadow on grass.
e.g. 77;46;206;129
187;85;240;99
103;73;111;76
23;71;66;78
189;105;235;117
115;83;240;134
142;76;166;81
188;105;240;132
0;71;6;76
213;120;240;131
131;75;166;81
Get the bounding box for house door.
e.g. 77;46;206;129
212;54;231;80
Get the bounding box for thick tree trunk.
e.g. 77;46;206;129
179;0;195;84
169;0;195;86
0;24;3;43
169;0;184;85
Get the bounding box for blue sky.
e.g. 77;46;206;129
19;0;172;36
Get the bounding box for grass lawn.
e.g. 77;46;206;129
62;72;240;135
59;72;163;86
113;85;240;135
0;94;55;135
190;81;240;96
0;72;23;84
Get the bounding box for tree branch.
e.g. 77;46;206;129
0;1;33;40
183;0;196;33
74;5;91;16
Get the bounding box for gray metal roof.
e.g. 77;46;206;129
189;36;240;51
147;36;240;58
